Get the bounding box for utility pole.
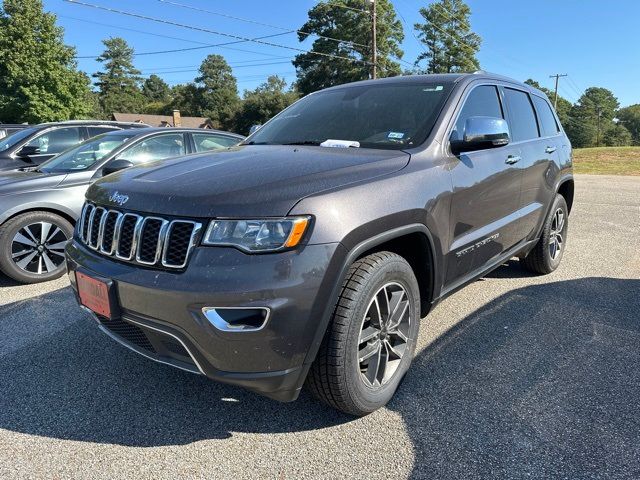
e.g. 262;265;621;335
370;0;377;79
596;106;602;147
549;73;567;110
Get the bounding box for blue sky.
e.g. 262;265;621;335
38;0;639;107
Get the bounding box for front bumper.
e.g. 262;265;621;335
66;239;345;402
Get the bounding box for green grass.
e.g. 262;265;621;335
572;146;640;175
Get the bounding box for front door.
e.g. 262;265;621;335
444;84;524;287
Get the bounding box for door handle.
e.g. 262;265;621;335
545;146;557;154
505;155;521;165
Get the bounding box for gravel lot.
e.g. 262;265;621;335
0;174;638;479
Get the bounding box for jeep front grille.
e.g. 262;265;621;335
79;203;202;269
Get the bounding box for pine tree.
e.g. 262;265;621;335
293;0;404;95
193;55;240;129
93;37;144;115
414;0;481;73
0;0;92;122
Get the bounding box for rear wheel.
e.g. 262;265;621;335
306;251;420;416
521;194;569;274
0;211;73;284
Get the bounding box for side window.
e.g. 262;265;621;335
504;88;539;142
118;133;186;165
532;95;560;137
87;126;120;138
193;133;240;152
452;85;503;141
25;127;83;154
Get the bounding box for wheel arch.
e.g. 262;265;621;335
356;227;436;317
557;177;574;214
299;223;439;391
0;205;77;228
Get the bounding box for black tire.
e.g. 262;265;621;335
521;194;569;274
0;211;73;284
306;251;420;416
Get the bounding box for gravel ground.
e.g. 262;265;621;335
0;174;638;479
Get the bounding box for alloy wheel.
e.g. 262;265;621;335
358;282;411;388
549;208;565;260
11;222;69;275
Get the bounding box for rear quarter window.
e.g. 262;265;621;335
532;95;560;137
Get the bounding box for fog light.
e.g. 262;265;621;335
202;307;270;332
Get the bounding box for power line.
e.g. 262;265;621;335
140;58;293;72
75;31;295;59
157;0;369;49
64;0;372;66
566;76;584;98
142;60;294;75
63;15;297;59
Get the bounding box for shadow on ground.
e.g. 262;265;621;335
391;273;640;479
0;266;638;478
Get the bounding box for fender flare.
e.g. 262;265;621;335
301;223;438;371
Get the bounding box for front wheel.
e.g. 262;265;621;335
0;211;73;284
521;194;569;274
306;251;420;416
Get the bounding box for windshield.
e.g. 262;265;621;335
39;133;137;173
0;127;37;152
244;82;453;150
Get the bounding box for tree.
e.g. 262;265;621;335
616;104;640;145
0;0;92;123
603;123;632;147
414;0;481;74
293;0;404;95
166;83;200;117
565;87;619;148
93;37;144;115
524;79;572;127
193;54;240;129
142;74;170;102
234;76;300;135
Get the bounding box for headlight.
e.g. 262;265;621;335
202;216;311;252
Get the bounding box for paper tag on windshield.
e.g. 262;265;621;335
320;139;360;148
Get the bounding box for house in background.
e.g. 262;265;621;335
111;110;214;129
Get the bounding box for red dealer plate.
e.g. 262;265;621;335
76;271;112;318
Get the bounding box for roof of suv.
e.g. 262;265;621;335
321;71;548;99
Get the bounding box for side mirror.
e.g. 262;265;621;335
450;116;510;155
17;145;41;159
102;159;134;176
249;124;262;135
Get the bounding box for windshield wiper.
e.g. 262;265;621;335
282;140;322;146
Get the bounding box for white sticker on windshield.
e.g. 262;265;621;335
320;139;360;148
388;132;405;139
423;85;444;92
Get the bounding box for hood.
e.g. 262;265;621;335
88;145;410;217
0;168;67;196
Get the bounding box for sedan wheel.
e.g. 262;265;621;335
0;211;74;284
11;221;69;275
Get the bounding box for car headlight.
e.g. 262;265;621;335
202;216;311;252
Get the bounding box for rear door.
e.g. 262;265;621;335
115;132;187;165
191;132;242;153
19;126;84;164
445;83;524;286
503;88;556;241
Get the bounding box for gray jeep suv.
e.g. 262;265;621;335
66;73;574;415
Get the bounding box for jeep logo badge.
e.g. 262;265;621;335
109;191;129;206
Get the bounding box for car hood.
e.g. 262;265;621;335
88;145;410;217
0;169;67;196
